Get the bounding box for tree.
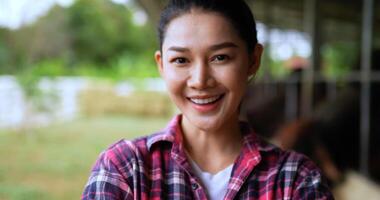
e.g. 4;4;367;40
67;0;156;67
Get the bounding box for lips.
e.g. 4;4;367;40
188;94;224;105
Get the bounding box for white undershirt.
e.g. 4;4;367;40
190;159;233;200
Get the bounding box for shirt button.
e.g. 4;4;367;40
191;183;198;190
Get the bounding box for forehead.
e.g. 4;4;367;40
162;10;244;51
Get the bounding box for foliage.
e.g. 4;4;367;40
31;59;69;77
15;67;60;122
0;0;158;80
268;59;292;78
111;52;158;79
67;0;156;65
321;42;358;78
16;67;42;99
257;47;292;79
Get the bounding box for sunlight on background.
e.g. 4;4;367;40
0;0;75;29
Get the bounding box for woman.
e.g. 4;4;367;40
82;0;334;199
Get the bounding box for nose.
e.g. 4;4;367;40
187;61;215;89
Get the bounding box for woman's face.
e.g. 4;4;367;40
155;10;262;132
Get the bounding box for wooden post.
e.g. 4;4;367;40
301;0;320;117
360;0;373;176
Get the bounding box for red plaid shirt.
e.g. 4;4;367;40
82;115;334;199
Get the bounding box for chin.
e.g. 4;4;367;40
183;112;228;132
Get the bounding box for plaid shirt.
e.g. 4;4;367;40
82;115;334;200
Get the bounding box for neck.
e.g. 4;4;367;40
181;115;242;174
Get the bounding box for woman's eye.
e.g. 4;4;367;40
173;57;188;64
212;55;229;62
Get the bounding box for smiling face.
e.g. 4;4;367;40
155;10;262;132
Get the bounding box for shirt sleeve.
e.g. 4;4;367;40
82;149;134;200
292;157;335;200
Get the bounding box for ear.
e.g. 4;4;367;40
247;43;263;76
155;50;164;76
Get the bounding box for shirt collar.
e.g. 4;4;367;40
146;115;181;150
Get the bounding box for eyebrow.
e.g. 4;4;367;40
167;42;238;52
167;46;189;52
209;42;238;51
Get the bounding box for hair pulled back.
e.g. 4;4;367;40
158;0;258;53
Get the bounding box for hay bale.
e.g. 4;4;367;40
79;87;173;117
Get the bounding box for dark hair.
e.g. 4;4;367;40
158;0;258;53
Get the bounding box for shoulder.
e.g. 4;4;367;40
100;134;153;167
82;134;161;200
256;136;317;171
87;137;150;180
285;151;333;199
256;138;334;199
81;138;145;200
99;130;173;169
278;149;323;185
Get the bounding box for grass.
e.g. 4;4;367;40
0;115;170;200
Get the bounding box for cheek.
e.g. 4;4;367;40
216;66;248;102
218;67;248;89
162;67;186;96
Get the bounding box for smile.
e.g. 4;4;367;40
188;94;224;105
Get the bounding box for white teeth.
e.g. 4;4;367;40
190;95;221;105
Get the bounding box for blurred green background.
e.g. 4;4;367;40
0;0;158;79
0;0;173;199
0;116;169;200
